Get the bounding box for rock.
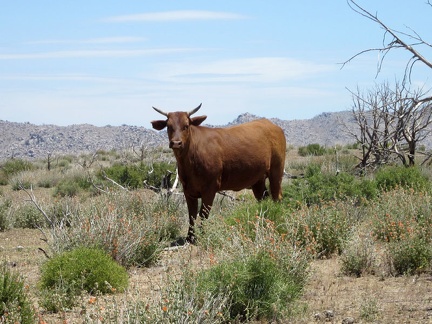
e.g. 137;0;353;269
324;309;335;320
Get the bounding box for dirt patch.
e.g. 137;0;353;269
297;258;432;323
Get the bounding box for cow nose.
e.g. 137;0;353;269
170;140;182;149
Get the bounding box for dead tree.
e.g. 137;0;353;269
343;0;432;82
347;81;432;169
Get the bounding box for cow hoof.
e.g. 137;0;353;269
170;237;186;247
186;236;196;245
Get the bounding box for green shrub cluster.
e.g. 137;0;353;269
101;162;175;189
45;192;183;268
0;159;34;185
39;247;128;311
192;250;305;321
369;188;432;275
375;165;430;192
172;216;311;322
284;164;429;208
0;199;11;231
284;164;378;206
298;143;327;156
0;263;35;324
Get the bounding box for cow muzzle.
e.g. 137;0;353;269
170;140;183;149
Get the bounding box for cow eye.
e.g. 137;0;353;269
183;125;189;131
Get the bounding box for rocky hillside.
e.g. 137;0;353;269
0;110;363;161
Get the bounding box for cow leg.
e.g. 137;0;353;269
269;167;284;201
252;179;269;201
200;191;216;219
185;195;199;243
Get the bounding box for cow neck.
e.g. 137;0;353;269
173;125;199;175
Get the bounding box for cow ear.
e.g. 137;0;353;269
191;115;207;126
151;120;167;130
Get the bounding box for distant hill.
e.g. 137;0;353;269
0;110;378;160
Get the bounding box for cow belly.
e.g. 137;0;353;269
220;165;267;191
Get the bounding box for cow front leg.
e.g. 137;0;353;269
200;192;216;220
185;195;198;243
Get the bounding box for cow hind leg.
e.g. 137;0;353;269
269;167;284;201
252;179;269;201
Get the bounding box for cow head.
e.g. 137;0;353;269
151;104;207;150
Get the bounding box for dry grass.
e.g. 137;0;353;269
1;149;432;323
2;227;432;323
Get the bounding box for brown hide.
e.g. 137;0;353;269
151;105;286;242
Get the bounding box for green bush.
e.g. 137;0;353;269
44;192;180;268
291;202;353;257
375;165;429;192
39;284;77;313
0;199;11;231
193;251;305;321
298;143;326;157
53;180;80;197
14;204;44;229
40;247;129;296
225;199;290;238
53;174;91;197
101;162;175;189
388;236;432;275
11;179;33;191
370;189;432;243
284;164;378;206
0;263;35;323
0;159;34;182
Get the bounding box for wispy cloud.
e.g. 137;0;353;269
0;48;199;60
104;10;247;23
0;73;124;83
27;37;146;45
158;57;334;83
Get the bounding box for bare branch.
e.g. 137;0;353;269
343;0;432;80
100;170;129;191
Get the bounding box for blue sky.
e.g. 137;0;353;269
1;1;431;127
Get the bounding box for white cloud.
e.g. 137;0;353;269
27;37;146;45
104;10;247;23
0;48;199;60
156;57;334;83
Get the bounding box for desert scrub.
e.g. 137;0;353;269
40;247;128;295
284;164;378;206
0;263;35;324
298;143;327;156
340;230;376;277
196;214;310;322
375;165;429;192
13;204;45;229
101;161;176;189
370;188;432;242
224;199;291;238
191;250;306;321
44;191;183;267
387;236;432;275
0;159;35;185
0;199;12;231
290;201;354;257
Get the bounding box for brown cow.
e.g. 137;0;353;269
151;104;286;243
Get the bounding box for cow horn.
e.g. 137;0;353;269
152;106;169;117
188;103;202;116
